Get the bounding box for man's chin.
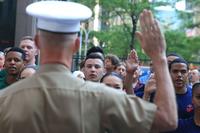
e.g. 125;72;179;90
175;83;185;88
8;72;18;76
175;86;187;94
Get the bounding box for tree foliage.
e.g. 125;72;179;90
165;30;200;62
99;0;150;50
72;0;97;9
71;0;200;63
74;0;150;57
93;26;130;57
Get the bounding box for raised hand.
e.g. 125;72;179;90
135;10;166;61
123;49;139;94
125;49;139;75
143;73;156;101
135;10;177;132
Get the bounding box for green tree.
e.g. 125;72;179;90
73;0;151;57
93;26;131;57
70;0;200;63
99;0;150;50
165;30;200;62
163;0;200;63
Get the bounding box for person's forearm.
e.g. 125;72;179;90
152;57;177;131
143;91;151;101
123;73;135;95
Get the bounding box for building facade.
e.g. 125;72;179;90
0;0;36;51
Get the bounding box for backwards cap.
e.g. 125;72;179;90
26;1;92;33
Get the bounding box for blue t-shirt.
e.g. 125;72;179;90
139;69;151;84
167;117;200;133
176;86;194;119
134;82;155;102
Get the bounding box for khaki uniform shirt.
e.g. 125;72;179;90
0;64;156;133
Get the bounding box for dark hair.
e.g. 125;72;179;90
100;72;123;83
167;52;182;58
86;46;104;57
79;60;85;69
168;58;189;70
5;47;26;60
85;52;104;63
115;61;126;69
105;54;120;66
3;47;12;54
192;82;200;97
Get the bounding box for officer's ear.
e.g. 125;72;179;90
73;37;80;53
34;34;40;49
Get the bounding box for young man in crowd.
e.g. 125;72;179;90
167;82;200;133
104;54;120;73
0;47;25;89
0;36;38;80
189;69;200;85
83;52;105;82
169;58;194;119
19;36;38;67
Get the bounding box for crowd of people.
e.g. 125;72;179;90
0;1;199;133
0;36;38;89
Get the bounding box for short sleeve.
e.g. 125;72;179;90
100;88;157;133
